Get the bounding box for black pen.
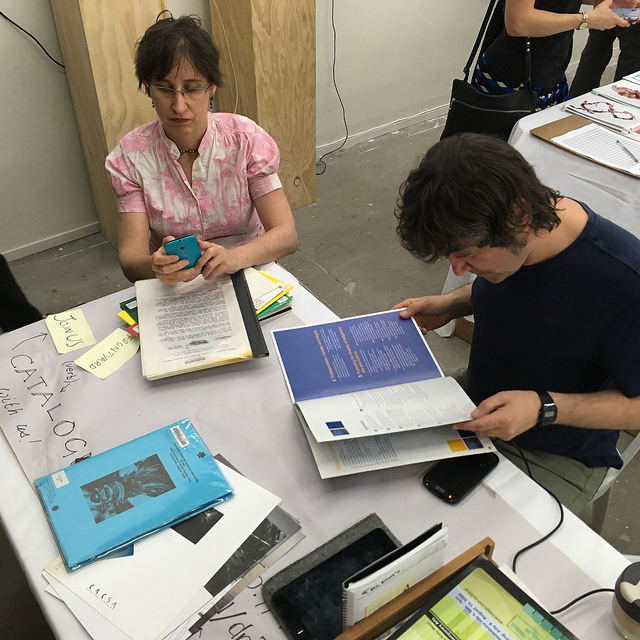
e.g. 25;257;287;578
616;139;640;163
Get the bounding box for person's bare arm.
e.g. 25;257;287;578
455;388;640;440
504;0;632;37
199;188;298;280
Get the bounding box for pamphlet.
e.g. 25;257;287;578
342;523;448;628
35;418;233;571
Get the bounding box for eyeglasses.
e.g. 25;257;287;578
146;84;212;101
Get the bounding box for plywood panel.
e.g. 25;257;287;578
210;0;316;209
50;0;164;245
79;0;160;151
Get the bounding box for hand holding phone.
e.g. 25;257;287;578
422;452;499;504
164;235;202;269
612;8;640;20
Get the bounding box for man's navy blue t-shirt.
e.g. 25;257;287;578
467;204;640;468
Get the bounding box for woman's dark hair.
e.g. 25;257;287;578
135;13;223;94
395;133;561;262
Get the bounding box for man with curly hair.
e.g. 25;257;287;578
393;133;640;512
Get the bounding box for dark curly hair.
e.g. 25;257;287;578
135;12;224;95
395;133;561;262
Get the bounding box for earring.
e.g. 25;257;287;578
151;101;155;109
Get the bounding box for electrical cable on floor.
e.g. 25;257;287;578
316;0;349;176
0;10;65;69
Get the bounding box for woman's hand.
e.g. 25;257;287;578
197;240;244;280
588;0;633;30
151;236;202;284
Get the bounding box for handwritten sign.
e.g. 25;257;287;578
0;330;95;481
45;309;96;354
75;328;139;380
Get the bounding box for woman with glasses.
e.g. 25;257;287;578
106;13;297;284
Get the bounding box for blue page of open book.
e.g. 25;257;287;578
273;309;443;402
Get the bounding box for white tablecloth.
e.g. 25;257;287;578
0;264;629;640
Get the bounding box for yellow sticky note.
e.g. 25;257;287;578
45;309;96;354
74;328;140;380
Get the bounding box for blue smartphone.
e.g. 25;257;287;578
164;235;202;269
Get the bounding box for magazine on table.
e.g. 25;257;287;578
35;418;233;571
273;309;495;477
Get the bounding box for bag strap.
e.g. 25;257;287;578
463;0;533;92
462;0;500;81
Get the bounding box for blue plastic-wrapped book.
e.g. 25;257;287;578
35;418;233;571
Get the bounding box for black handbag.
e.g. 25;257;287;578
440;0;537;141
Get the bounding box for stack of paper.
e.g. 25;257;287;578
118;296;139;338
42;456;298;640
623;71;640;87
562;93;640;134
245;267;294;320
593;79;640;113
272;309;495;478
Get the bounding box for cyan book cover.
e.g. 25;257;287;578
35;418;233;571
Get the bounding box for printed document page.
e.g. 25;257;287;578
552;123;640;175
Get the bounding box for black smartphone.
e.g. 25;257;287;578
164;234;201;269
422;452;499;504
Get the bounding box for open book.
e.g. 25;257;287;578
135;270;268;381
273;310;494;477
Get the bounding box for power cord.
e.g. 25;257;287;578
550;588;615;615
316;0;349;176
509;442;564;574
509;442;615;615
0;10;65;69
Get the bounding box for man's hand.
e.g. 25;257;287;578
454;390;541;440
392;296;453;334
392;284;473;334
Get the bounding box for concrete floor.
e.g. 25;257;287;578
2;117;639;639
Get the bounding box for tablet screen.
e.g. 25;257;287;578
389;555;579;640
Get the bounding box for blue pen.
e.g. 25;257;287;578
616;139;640;163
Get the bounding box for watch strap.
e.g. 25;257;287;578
536;390;557;425
578;11;589;30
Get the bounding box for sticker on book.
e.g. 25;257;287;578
45;309;96;354
74;328;140;379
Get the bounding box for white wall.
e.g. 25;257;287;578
0;0;98;260
1;0;592;259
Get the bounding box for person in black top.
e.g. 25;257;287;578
473;0;635;110
0;254;41;332
393;134;640;513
